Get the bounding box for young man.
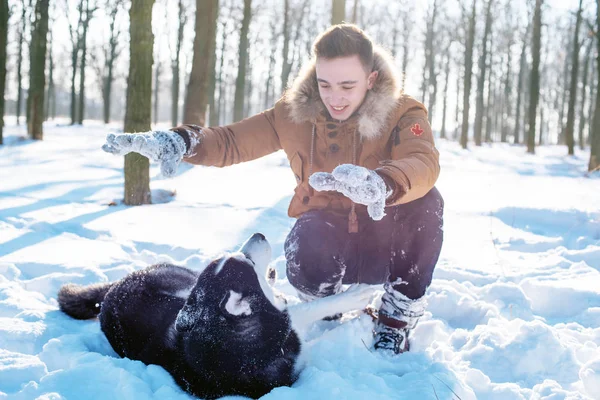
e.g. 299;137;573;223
102;24;444;354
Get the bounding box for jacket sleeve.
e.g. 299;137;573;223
375;103;440;205
170;104;283;168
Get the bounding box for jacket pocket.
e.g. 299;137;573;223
290;152;304;184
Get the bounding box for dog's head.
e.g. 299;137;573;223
175;233;301;397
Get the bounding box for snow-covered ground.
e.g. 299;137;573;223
0;119;599;400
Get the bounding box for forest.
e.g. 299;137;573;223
0;0;599;174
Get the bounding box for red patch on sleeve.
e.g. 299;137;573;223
410;123;424;136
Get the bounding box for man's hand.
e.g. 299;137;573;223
102;131;187;177
309;164;389;220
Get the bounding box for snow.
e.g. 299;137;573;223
0;119;599;399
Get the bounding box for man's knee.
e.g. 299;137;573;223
284;211;346;298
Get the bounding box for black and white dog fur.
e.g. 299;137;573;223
57;233;375;399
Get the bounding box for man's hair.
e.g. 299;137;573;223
312;24;374;72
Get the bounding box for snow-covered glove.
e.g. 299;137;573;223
102;130;187;177
309;164;389;221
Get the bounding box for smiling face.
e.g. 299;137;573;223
315;55;378;121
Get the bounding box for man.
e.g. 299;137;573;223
102;24;444;354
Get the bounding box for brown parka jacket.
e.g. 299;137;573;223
173;47;440;223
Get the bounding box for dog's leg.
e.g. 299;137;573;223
287;284;378;332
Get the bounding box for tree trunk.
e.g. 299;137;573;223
281;0;291;91
588;52;596;146
77;0;91;125
264;19;277;109
401;16;411;84
559;21;575;144
590;0;600;171
153;59;161;125
501;38;512;142
454;62;461;140
70;47;78;124
233;0;251;122
485;52;494;143
579;39;592;150
27;0;49;140
104;2;121;124
426;0;438;122
527;0;542;154
123;0;155;206
331;0;345;25
514;19;531;144
0;0;8;145
207;33;218;127
474;0;493;146
214;18;227;126
16;2;26;125
70;0;84;125
45;28;53;121
183;0;218;125
170;0;185;127
351;0;358;23
440;51;450;139
565;0;583;155
460;0;477;149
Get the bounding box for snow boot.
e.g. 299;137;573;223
373;283;426;354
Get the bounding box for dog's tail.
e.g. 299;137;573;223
57;282;115;320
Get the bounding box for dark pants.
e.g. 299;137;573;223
284;187;444;300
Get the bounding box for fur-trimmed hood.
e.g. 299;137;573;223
284;46;404;140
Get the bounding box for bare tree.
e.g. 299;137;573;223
331;0;345;24
170;0;187;127
213;4;232;126
421;0;439;121
473;0;493;146
123;0;155;205
558;19;575;143
460;0;476;149
500;0;515;143
400;1;414;78
77;0;96;124
45;24;54;120
440;50;450;139
526;0;543;154
264;15;278;110
484;34;495;143
0;0;8;145
27;0;49;140
68;0;84;125
15;0;28;125
565;0;584;155
590;0;600;171
183;0;219;125
103;0;123;124
281;0;310;94
281;0;290;90
351;0;358;23
233;0;252;122
514;8;532;144
578;36;593;150
588;49;596;146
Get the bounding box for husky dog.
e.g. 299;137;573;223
58;233;375;399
